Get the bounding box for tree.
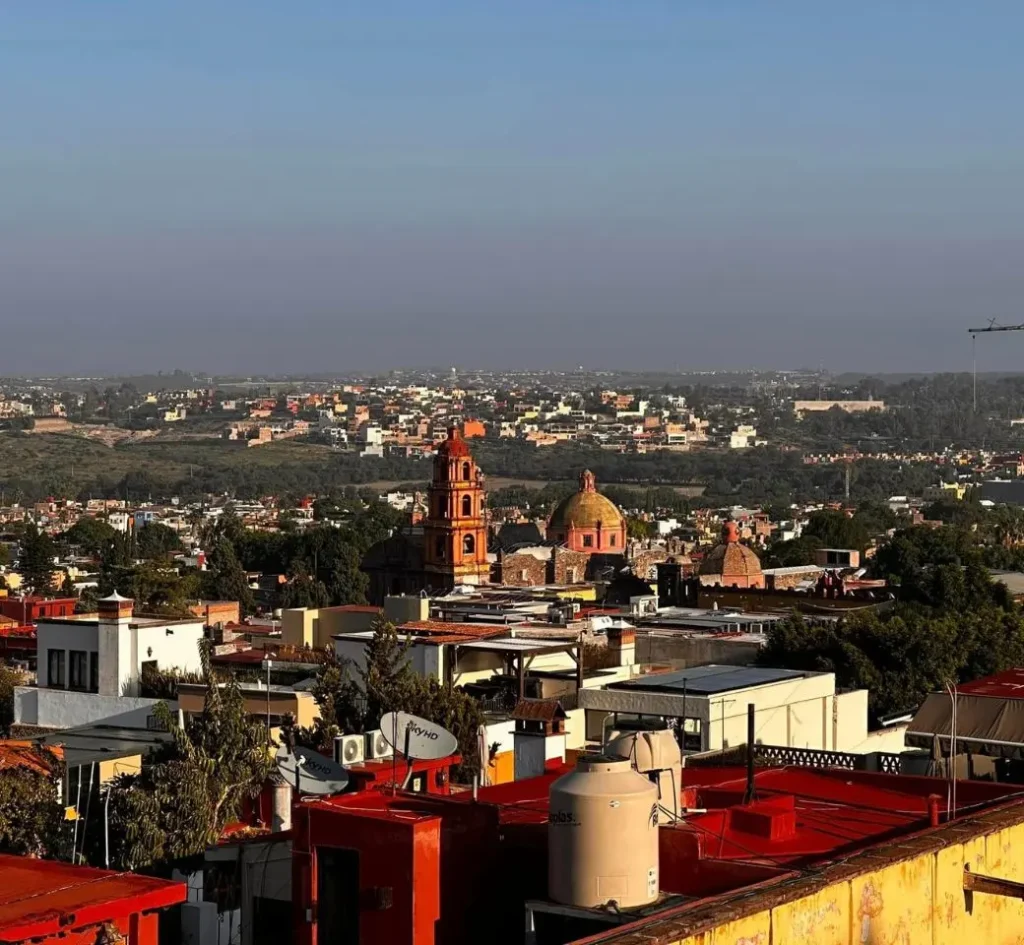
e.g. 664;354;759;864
96;641;273;870
0;662;25;736
280;572;331;610
202;539;254;614
626;517;653;540
299;619;485;780
760;606;1024;724
0;752;69;858
802;510;870;552
761;534;822;568
284;654;365;755
61;517;117;556
871;525;1010;611
18;525;58;594
136;523;184;560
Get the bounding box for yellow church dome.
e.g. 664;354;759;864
548;470;625;530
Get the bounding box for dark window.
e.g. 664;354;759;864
69;650;88;690
89;653;99;692
462;462;471;480
48;649;65;688
461;495;472;516
463;534;475;556
583;534;594;548
435;536;446;560
609;534;617;547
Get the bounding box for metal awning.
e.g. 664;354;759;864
906;693;1024;760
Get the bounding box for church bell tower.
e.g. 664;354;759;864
423;427;489;589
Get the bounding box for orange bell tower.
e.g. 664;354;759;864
423;427;489;589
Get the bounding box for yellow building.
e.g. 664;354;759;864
591;798;1024;945
177;681;320;743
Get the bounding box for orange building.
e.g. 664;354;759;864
546;470;627;554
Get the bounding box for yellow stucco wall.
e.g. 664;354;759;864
486;751;515;785
639;807;1024;945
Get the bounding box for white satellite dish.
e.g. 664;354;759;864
380;711;459;761
276;746;350;795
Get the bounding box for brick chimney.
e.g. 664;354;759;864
607;626;636;668
97;591;134;622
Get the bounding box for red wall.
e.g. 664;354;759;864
0;598;77;621
292;803;441;945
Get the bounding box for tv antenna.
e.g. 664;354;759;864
967;320;1024;411
380;711;459;792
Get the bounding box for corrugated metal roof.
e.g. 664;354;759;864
0;855;186;942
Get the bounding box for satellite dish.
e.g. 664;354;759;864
276;746;350;795
380;711;459;760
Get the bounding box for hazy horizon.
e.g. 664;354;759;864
4;3;1023;376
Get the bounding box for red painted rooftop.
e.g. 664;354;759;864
0;625;35;637
957;667;1024;699
0;855;186;942
457;762;1020;862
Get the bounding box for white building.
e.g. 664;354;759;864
35;592;204;698
577;664;905;756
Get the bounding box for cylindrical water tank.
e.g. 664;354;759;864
548;755;660;909
604;728;683;821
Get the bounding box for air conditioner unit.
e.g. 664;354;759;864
335;734;365;767
365;729;393;760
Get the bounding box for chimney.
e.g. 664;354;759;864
607;626;636;668
96;592;135;697
97;591;134;622
271;773;293;832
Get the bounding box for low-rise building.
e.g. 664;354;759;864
0;856;185;945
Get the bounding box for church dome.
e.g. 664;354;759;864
548;470;625;530
699;520;764;585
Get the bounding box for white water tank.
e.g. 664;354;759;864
548;755;660;909
604;728;683;820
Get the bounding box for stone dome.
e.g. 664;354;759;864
548;470;625;530
699;520;764;587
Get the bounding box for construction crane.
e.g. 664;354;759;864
968;320;1024;411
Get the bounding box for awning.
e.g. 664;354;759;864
906;692;1024;760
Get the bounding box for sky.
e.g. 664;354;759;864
2;2;1023;376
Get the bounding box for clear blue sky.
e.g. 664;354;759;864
3;2;1023;375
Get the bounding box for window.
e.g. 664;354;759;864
435;536;446;560
463;534;475;556
462;462;471;480
583;534;594;548
609;534;616;547
566;568;577;583
69;650;89;690
461;495;472;517
48;649;65;689
89;653;99;692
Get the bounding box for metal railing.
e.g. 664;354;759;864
687;743;903;774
